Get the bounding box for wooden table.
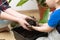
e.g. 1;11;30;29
0;25;16;40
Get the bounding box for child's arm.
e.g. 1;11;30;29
32;23;53;32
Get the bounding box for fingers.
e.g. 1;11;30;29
25;17;35;21
20;20;31;30
24;21;32;31
25;17;33;20
21;24;30;30
31;26;40;31
24;20;30;26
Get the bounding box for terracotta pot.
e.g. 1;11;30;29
37;4;47;20
37;4;55;20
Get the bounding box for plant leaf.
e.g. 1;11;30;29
16;0;28;6
9;0;12;3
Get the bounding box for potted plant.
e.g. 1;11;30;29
36;0;55;20
36;0;47;20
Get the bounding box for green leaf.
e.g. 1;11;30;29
39;8;50;23
11;22;19;27
9;0;12;3
36;0;42;4
16;0;28;6
37;0;47;7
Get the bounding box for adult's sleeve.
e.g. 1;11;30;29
1;0;11;11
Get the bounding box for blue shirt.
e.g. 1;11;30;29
48;9;60;28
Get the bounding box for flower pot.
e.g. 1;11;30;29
37;4;48;20
37;3;55;20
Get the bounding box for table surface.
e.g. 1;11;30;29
0;31;16;40
0;25;16;40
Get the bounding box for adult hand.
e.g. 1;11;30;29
18;18;31;30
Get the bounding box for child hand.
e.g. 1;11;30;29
31;23;53;32
31;26;40;31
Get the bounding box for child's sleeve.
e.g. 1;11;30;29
48;10;60;28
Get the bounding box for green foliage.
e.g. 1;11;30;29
16;0;28;6
9;0;29;6
37;0;46;7
39;8;50;23
8;0;12;3
11;22;19;27
9;0;46;7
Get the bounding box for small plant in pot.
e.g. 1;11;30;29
36;0;48;20
36;0;55;23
